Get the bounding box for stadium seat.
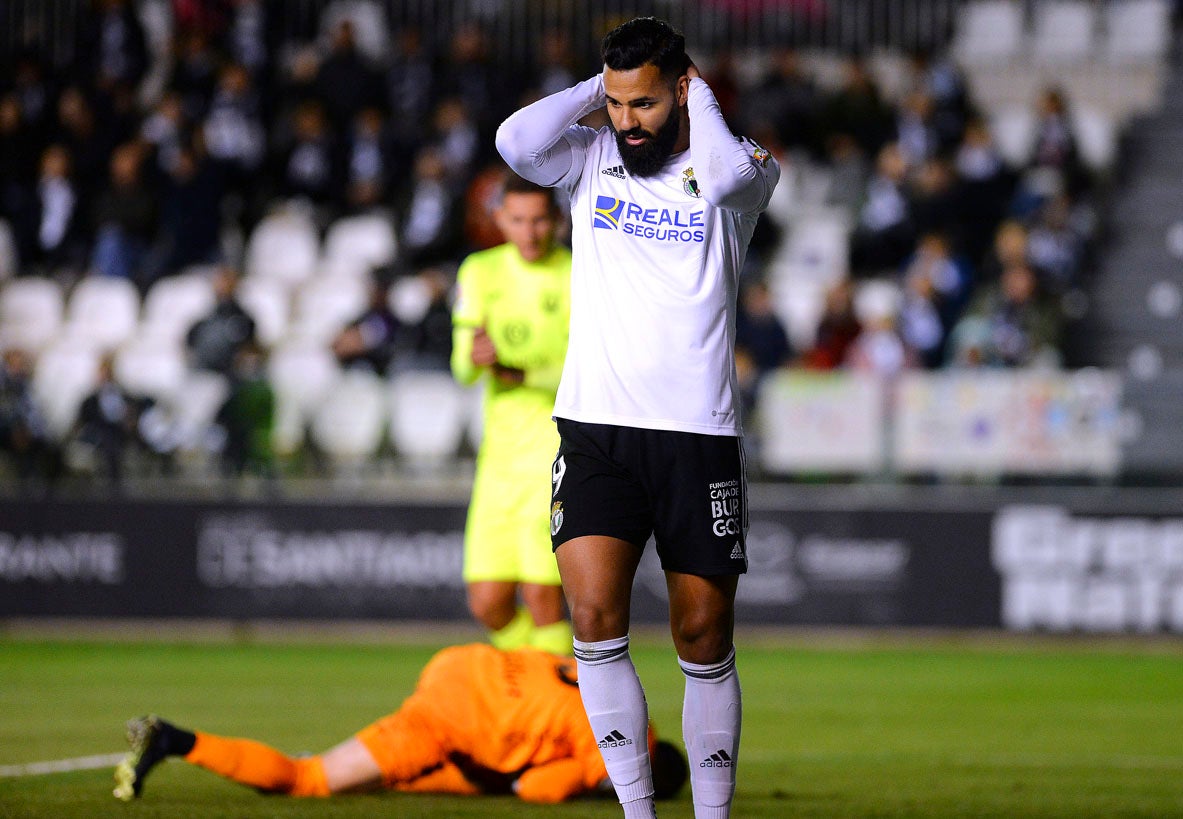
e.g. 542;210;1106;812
1104;0;1171;65
1031;1;1097;65
322;212;398;277
769;277;827;352
290;274;370;343
140;270;217;342
309;369;387;465
244;208;320;288
0;277;65;352
775;208;852;288
236;275;291;347
112;336;187;401
1072;107;1118;173
165;368;229;458
62;276;140;351
388;370;467;471
267;339;341;455
31;338;101;440
989;107;1036;168
853;278;903;325
951;0;1025;66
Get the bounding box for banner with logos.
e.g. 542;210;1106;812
1;496;1179;633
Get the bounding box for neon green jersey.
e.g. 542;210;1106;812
452;242;571;584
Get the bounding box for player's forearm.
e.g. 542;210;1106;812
687;77;779;212
450;327;482;386
495;74;605;185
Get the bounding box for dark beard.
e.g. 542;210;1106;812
614;106;681;177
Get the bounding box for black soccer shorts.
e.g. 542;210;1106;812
549;418;748;576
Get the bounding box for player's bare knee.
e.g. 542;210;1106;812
670;618;732;665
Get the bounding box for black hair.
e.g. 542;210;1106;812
501;172;558;209
601;17;690;79
651;740;689;800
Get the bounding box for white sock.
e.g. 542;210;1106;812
573;635;655;817
680;648;741;819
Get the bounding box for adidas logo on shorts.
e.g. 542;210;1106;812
601;164;626;179
700;749;733;768
729;541;745;560
598;729;633;748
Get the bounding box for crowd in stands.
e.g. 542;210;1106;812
0;0;1107;488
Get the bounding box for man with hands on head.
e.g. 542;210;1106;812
496;16;780;819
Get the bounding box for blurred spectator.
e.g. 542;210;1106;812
342;105;395;212
823;132;869;217
76;0;148;96
90;142;158;284
0;348;57;484
314;17;384;136
1027;193;1087;295
1013;87;1086;219
464;162;511;251
735;278;792;376
10;51;55;141
953;116;1012;267
845;313;914;376
850;142;915;275
153;140;226;277
894;90;939;170
27;144;87;273
818;57;893;160
69;355;148;487
396;146;464;269
186;267;257;376
898;232;971;368
430;96;481;192
224;0;273;84
391;267;455;372
802;279;862;369
169;29;221;121
202;62;266;211
140;91;189;176
384;25;436;158
978;219;1029;285
215;340;276;478
272;99;337;210
0;94;39;250
947;262;1062;368
52;86;116;197
743;46;818;153
535;28;580;98
332;276;401;375
909;156;959;240
905;47;969;152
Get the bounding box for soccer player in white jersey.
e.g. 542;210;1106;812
496;16;779;819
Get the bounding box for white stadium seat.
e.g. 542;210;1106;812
323;213;398;276
290;275;370;343
309;369;387;464
244;208;320;288
112;336;187;400
236;275;291;347
267;339;341;455
31;339;101;440
1105;0;1171;65
388;370;467;471
1031;1;1097;65
62;276;140;351
952;0;1025;66
0;277;64;352
989;107;1037;169
141;271;217;342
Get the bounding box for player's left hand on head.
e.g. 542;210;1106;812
685;61;700;81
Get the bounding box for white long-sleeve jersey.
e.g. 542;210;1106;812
496;74;780;436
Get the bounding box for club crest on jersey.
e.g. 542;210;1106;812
682;166;701;198
550;501;564;536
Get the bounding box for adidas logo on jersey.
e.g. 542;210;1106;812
598;729;633;748
601;164;626;179
730;541;745;560
700;749;733;768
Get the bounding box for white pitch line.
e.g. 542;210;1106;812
0;753;125;777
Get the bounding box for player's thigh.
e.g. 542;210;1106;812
462;480;540;582
555;534;642;639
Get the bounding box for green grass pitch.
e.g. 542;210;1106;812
1;630;1182;818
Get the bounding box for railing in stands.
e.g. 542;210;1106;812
3;0;961;74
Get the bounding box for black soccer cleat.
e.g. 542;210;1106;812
113;715;171;801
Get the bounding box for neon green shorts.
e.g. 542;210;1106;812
462;464;561;585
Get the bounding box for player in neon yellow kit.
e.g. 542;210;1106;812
451;174;572;654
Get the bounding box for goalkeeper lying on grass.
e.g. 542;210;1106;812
114;643;687;804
